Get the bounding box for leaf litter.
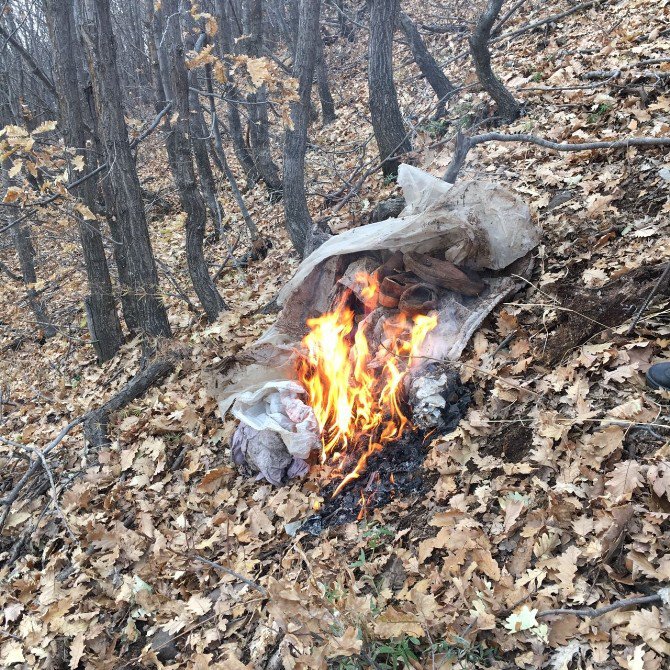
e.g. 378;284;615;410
1;0;670;668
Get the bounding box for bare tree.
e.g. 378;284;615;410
469;0;520;123
315;34;337;124
399;11;456;119
185;30;225;239
77;0;171;338
44;0;124;362
243;0;283;200
214;0;260;188
368;0;411;177
157;0;227;321
283;0;322;256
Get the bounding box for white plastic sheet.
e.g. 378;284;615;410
229;381;319;459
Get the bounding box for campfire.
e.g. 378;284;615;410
293;248;483;520
297;273;438;497
215;167;538;532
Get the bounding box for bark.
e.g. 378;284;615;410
243;0;283;200
329;0;355;40
283;0;321;256
214;0;259;187
368;0;411;177
315;35;336;124
11;222;57;339
398;11;456;119
44;0;124;362
158;0;227;322
77;0;171;338
469;0;520;123
187;32;224;239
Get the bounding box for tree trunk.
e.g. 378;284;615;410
44;0;124;362
214;0;259;188
330;0;354;40
187;32;224;239
158;0;227;322
315;35;336;124
368;0;411;178
283;0;321;257
469;0;520;123
11;221;57;339
398;11;456;120
77;0;171;338
0;95;57;339
243;0;283;200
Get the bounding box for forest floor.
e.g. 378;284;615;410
1;1;670;669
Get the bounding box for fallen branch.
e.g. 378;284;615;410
537;592;666;619
583;57;670;80
190;554;268;596
159;542;268;596
0;416;83;533
626;261;670;335
443;131;670;182
436;1;608;71
83;355;178;448
0;436;76;540
0;353;181;536
494;0;605;44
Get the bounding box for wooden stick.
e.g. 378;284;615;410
625;262;670;335
538;593;664;619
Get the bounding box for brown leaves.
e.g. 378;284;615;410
606;460;644;503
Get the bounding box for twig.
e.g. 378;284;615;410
493;0;606;44
159;542;268;596
155;257;199;312
492;330;517;357
537;593;664;619
626;262;670;335
443;131;670;182
0;104;172;235
190;553;268;596
0;436;77;540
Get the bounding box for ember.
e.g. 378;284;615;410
296;272;437;497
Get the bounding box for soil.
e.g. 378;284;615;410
482;422;534;463
542;262;669;365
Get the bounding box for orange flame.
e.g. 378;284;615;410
297;273;437;496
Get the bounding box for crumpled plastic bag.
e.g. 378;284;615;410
231;424;309;485
275;165;538;309
228;380;320;459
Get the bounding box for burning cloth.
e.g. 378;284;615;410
212;165;539;486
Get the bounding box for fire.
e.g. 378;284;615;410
297;273;437;496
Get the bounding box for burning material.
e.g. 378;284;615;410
212;166;539;524
296;277;437;496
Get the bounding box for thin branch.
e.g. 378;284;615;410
190;553;268;596
626;262;670;335
0;435;77;540
538;593;664;619
443;131;670;182
0;24;56;94
159;542;268;596
493;0;606;44
0;104;172;236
